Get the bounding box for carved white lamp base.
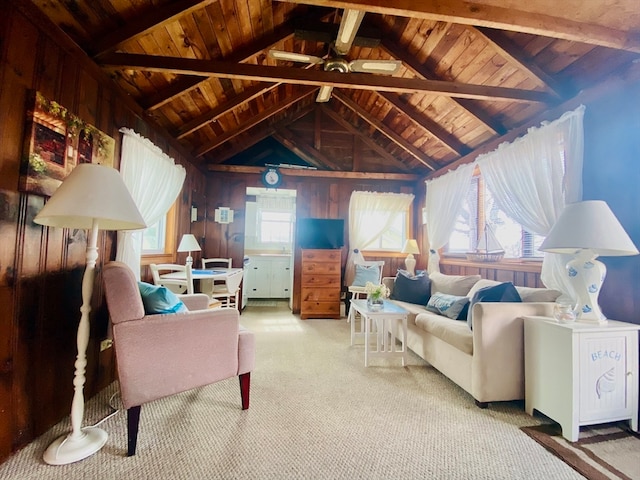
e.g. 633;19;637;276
566;249;607;325
404;254;416;277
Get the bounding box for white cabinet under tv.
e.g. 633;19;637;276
245;255;292;298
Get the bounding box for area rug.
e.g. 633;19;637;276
521;422;640;480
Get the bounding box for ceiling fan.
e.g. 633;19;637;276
268;9;402;102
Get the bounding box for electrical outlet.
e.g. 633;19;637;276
100;339;113;352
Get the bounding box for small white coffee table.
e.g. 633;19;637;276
348;299;408;367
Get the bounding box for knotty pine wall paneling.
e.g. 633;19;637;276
0;2;205;461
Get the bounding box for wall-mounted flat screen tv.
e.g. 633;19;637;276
297;218;345;249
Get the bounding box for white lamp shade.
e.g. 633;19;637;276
177;234;201;252
402;239;420;255
540;200;638;256
34;163;145;231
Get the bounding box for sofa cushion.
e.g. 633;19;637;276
515;286;561;303
138;281;188;315
352;263;381;286
429;272;481;297
467;282;522;329
467;279;501;299
426;292;470;320
415;312;473;355
390;270;431;305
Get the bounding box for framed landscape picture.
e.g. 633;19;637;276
19;91;115;197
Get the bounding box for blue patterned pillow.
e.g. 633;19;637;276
426;292;470;320
138;282;188;315
352;264;381;287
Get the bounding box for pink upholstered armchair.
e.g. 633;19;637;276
102;261;255;456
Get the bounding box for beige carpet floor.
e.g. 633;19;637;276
0;303;587;479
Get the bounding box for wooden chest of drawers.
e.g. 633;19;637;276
300;249;342;319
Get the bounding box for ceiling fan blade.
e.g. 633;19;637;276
349;59;402;75
268;50;324;65
334;9;365;55
316;85;333;103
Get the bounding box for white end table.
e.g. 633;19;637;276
348;299;408;367
524;316;640;441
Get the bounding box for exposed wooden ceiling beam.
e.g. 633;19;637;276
195;87;318;157
279;0;640;53
207;164;420;181
319;105;412;172
333;91;439;171
379;37;506;136
377;92;471;157
206;103;317;164
99;53;556;103
141;10;332;111
273;127;343;170
90;0;218;57
176;83;273;139
473;27;566;97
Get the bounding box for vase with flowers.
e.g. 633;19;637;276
364;281;389;311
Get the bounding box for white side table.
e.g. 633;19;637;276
349;299;408;367
524;316;640;441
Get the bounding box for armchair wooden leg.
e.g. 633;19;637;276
239;372;251;410
475;400;488;409
127;405;142;456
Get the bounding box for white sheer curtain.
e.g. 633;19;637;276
424;162;476;273
477;105;585;298
345;191;414;285
116;128;186;280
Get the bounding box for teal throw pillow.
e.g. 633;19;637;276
426;292;470;320
138;281;188;315
352;264;381;287
466;282;521;330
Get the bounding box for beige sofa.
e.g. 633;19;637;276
383;272;560;407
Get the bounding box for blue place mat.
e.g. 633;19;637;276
192;269;226;275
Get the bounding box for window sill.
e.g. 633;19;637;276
441;256;542;273
141;253;175;266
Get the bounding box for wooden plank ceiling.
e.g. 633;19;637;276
30;0;640;176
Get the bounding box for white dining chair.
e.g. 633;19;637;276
207;269;244;309
149;263;194;295
202;257;232;269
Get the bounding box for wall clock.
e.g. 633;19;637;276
261;167;282;188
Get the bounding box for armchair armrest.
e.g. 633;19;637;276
113;308;241;409
178;293;210;311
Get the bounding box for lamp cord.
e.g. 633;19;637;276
91;391;121;427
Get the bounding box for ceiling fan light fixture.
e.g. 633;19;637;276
268;50;323;64
335;9;365;55
349;59;402;74
324;57;349;73
317;85;333;102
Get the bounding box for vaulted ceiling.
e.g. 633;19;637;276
30;0;640;177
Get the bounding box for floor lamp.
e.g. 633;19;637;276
34;164;145;465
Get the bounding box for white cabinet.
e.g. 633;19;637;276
524;316;640;441
245;255;292;298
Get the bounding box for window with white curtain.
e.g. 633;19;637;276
446;175;545;259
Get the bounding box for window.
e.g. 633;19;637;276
360;210;408;251
141;202;177;258
447;175;545;260
259;210;294;244
142;216;167;254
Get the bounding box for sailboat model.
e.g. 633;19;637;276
466;225;505;262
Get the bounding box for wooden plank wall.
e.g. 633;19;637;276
0;3;204;461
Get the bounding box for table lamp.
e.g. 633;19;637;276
540;200;638;324
402;239;420;276
34;163;145;464
177;234;201;267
